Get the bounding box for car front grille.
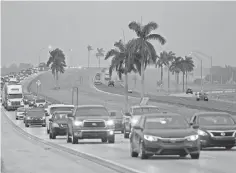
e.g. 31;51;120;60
209;131;234;137
59;123;68;128
12;101;20;105
83;121;106;128
161;138;185;144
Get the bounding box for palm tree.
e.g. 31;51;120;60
128;21;166;98
170;56;182;85
87;45;93;68
47;48;66;89
179;57;195;91
184;56;195;88
96;48;105;68
105;39;139;112
156;53;166;83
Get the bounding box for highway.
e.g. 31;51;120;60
2;68;236;173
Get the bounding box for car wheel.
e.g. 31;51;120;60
130;139;138;157
66;132;72;143
225;146;234;150
25;123;29;128
72;134;78;144
47;127;50;134
108;136;115;143
196;99;200;101
139;141;148;159
124;129;129;139
42;124;46;127
101;137;108;143
49;132;52;139
190;153;200;159
16;117;18;120
121;129;124;134
51;132;56;139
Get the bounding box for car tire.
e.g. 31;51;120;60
49;133;52;139
42;124;46;127
190;153;200;159
196;99;200;101
205;99;208;101
47;127;50;134
25;123;29;128
124;129;129;139
130;140;138;157
16;117;18;120
108;136;115;143
225;146;234;150
72;134;78;144
101;138;108;143
66;132;72;143
179;154;188;158
139;141;148;159
51;132;56;139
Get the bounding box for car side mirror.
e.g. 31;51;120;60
189;122;193;126
67;113;73;118
110;111;116;117
133;125;143;130
192;124;199;129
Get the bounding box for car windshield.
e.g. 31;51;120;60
145;116;189;129
27;111;44;117
50;107;74;114
8;94;23;99
17;108;25;112
75;107;109;116
53;113;68;120
95;75;100;80
133;107;159;115
199;114;234;125
24;95;34;100
36;99;45;103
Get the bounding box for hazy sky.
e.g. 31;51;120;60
2;1;236;68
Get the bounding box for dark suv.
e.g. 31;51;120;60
49;111;72;139
66;105;116;144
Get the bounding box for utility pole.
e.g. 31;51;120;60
210;56;213;84
201;59;203;91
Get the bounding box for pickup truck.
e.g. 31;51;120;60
66;105;116;144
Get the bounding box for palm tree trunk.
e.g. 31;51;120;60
141;60;145;98
177;73;179;84
98;56;101;68
124;72;129;112
185;72;188;89
56;71;59;88
161;66;163;83
167;67;170;93
88;50;90;68
182;72;185;92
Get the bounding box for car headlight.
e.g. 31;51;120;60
198;129;208;136
186;135;199;141
144;135;159;142
233;131;236;137
106;120;114;126
41;117;45;120
52;123;59;127
74;121;83;126
131;118;138;125
27;117;31;120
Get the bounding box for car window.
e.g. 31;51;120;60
50;107;74;114
144;116;189;129
36;99;46;103
53;113;68;120
199;114;234;125
75;107;109;117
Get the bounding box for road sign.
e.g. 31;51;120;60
140;97;149;106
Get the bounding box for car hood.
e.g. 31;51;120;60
75;116;109;121
26;116;44;118
200;125;236;131
144;128;196;138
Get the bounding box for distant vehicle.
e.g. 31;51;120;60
121;105;160;138
48;111;72;139
196;92;208;101
94;73;102;85
2;83;24;110
23;94;35;106
66;105;116;144
15;107;29;120
130;113;200;159
104;73;111;81
186;88;193;94
24;107;46;127
34;97;46;107
45;104;75;134
9;78;19;84
108;80;114;87
190;112;236;150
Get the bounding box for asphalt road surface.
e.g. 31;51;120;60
1;109;118;173
4;68;236;173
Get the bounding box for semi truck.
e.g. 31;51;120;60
2;83;24;111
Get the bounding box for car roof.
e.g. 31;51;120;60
27;107;44;112
76;105;105;108
143;112;182;117
195;112;230;116
131;105;159;109
53;111;72;114
48;104;74;108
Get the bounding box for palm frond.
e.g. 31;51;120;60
104;49;119;60
142;22;158;36
114;40;125;52
145;34;166;45
128;21;142;37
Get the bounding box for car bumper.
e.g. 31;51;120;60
200;136;236;147
52;127;67;136
73;129;115;139
142;140;200;155
25;120;46;125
